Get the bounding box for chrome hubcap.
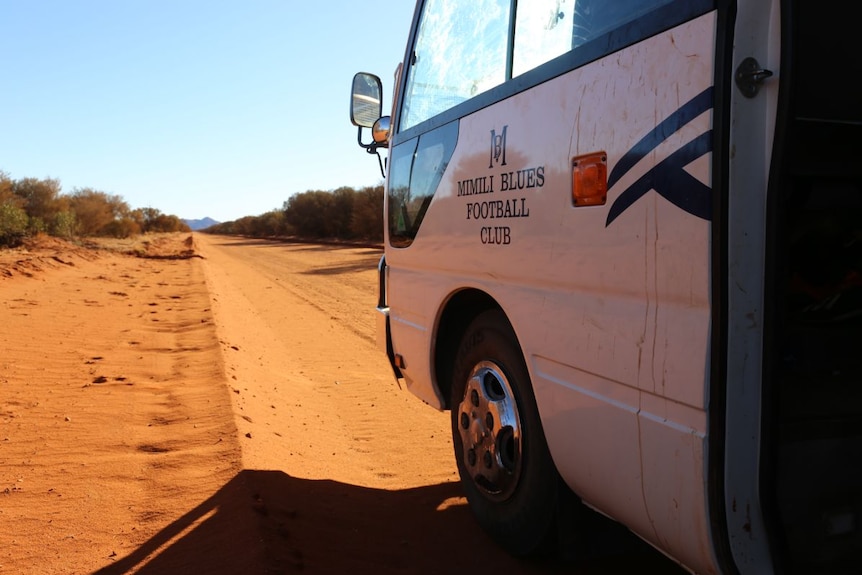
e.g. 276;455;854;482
456;360;522;499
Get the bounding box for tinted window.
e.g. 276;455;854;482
388;122;459;247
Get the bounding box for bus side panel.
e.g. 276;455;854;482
638;400;712;573
386;265;446;408
386;12;717;573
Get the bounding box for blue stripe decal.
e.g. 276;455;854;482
605;87;714;226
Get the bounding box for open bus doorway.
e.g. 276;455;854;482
765;1;862;572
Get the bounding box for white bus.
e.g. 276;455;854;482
350;1;860;573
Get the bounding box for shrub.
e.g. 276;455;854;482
53;211;77;240
100;217;141;238
0;202;29;247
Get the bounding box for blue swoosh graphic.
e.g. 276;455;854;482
606;87;714;226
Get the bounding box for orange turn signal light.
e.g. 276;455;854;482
572;153;607;207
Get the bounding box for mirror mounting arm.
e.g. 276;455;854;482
356;127;386;178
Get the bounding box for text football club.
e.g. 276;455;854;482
456;126;543;245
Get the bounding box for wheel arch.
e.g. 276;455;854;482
433;288;503;410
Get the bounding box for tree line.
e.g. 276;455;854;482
204;185;384;244
0;171;189;247
1;170;385;249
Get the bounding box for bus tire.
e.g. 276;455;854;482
450;309;559;557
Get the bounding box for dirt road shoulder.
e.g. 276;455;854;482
1;234;265;574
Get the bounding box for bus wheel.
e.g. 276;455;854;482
451;310;559;557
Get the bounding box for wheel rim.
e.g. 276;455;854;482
456;360;523;500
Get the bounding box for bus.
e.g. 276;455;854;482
349;1;860;573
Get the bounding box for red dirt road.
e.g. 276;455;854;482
0;233;685;574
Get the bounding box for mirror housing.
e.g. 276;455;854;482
350;72;383;129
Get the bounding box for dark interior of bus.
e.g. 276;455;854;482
767;2;861;572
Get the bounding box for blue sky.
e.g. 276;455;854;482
1;1;415;223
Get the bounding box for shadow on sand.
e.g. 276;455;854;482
208;236;383;252
92;470;686;575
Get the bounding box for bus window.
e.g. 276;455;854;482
513;0;676;77
512;0;575;76
388;122;459;248
571;0;673;47
400;0;510;131
387;138;418;245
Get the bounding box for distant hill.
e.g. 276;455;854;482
184;217;220;231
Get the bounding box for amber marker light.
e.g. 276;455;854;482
572;152;608;206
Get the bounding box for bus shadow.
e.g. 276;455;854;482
92;469;685;575
206;235;382;252
299;258;380;276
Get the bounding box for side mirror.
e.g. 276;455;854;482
351;72;389;177
350;72;383;128
372;116;391;146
